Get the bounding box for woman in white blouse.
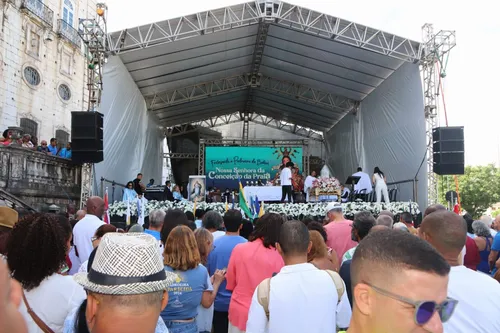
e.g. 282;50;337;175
7;214;86;333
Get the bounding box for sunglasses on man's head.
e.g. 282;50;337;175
363;281;458;326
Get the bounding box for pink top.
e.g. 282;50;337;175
226;238;284;331
324;219;357;263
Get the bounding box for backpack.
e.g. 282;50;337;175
257;269;345;320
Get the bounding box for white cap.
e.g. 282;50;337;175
325;202;343;214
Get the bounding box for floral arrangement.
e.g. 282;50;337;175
108;200;420;219
311;177;341;193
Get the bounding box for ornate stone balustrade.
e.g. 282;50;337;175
0;146;80;211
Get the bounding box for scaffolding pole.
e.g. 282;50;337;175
77;3;108;207
421;24;456;205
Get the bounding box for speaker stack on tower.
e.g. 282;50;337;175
432;126;464;175
71;112;104;164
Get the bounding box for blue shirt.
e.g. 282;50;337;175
491;233;500;275
195;219;202;229
145;229;161;241
161;264;211;321
122;188;137;202
59;148;72;159
48;144;58;155
207;235;247;312
173;192;185;201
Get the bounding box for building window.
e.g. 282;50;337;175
62;0;74;27
26;29;41;58
58;84;71;101
23;66;41;86
20;118;38;138
56;129;70;147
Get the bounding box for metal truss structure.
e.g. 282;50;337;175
184;112;324;142
145;74;356;114
420;24;456;205
108;1;421;62
163;152;199;159
198;138;309;175
77;3;108;208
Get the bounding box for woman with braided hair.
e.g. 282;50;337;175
7;213;86;333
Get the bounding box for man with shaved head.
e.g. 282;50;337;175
73;196;105;263
419;211;500;332
247;220;351;332
348;228;453;333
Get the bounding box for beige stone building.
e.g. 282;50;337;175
0;0;96;144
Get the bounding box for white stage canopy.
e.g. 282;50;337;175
98;0;427;207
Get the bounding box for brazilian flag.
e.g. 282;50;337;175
238;179;253;220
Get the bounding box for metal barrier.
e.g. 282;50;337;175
385;178;418;203
99;178;127;203
21;0;54;27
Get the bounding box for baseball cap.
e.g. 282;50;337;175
325;202;343;214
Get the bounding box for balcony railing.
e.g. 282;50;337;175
57;19;81;49
21;0;54;27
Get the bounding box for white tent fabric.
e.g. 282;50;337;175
325;62;427;207
94;56;163;194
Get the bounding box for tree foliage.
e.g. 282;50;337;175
438;164;500;218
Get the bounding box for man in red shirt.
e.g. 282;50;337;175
324;203;357;263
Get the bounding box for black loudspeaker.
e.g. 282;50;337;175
71;112;104;164
432;126;464;175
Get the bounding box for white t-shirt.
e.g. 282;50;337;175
280;167;292;186
352;171;372;194
72;214;104;263
19;274;86;333
246;263;351;332
444;265;500;333
212;230;226;241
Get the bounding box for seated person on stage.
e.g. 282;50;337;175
172;185;187;201
352;167;372;195
341;184;350;203
123;181;138;202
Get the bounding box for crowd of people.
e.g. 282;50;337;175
1;196;500;333
1;129;72;159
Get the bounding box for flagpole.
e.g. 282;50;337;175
126;199;131;226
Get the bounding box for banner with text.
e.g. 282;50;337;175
205;147;303;190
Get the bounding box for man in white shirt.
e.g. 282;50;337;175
419;210;500;333
73;196;105;263
203;211;226;241
352;167;372;194
347;229;453;333
280;162;293;203
246;220;351;333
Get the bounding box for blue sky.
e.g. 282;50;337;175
105;0;500;166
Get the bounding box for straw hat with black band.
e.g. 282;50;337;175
74;233;176;295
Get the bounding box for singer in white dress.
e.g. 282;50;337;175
372;167;390;205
